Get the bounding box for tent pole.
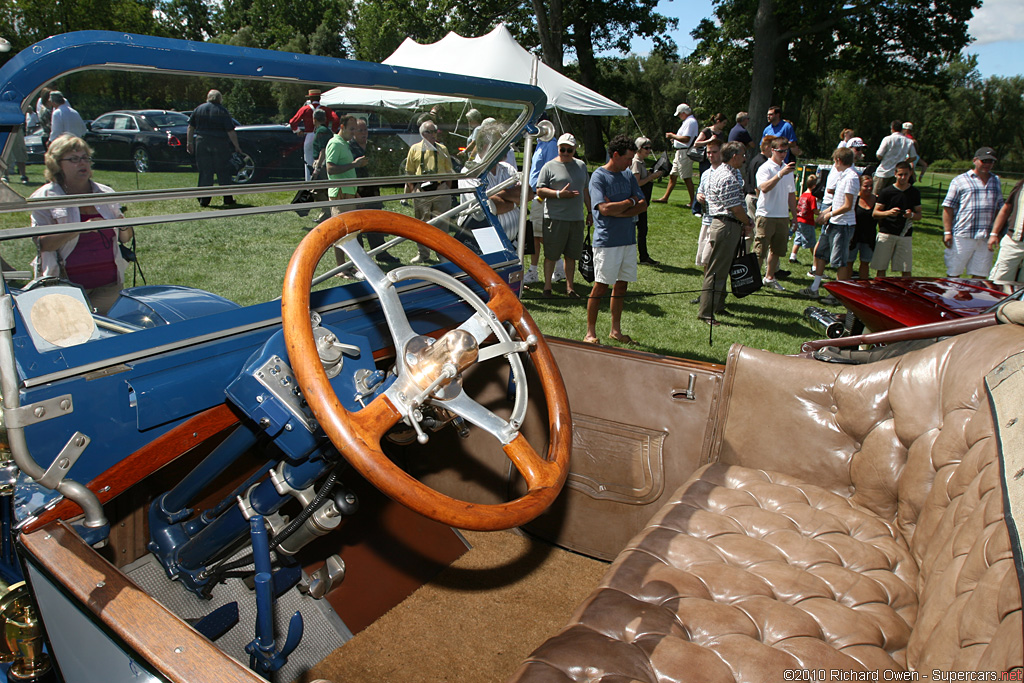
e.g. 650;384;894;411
516;56;540;267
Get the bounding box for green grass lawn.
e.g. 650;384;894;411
520;169;975;364
0;165;1004;365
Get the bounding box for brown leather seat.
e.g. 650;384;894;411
510;324;1024;681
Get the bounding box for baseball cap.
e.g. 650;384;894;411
674;103;691;116
635;136;651;149
847;137;866;148
902;122;913;130
973;147;997;161
557;133;577;148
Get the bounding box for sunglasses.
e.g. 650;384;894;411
558;147;575;153
642;145;652;150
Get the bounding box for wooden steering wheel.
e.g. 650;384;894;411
281;210;571;531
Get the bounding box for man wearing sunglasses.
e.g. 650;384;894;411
754;137;797;290
943;147;1003;278
535;133;591;298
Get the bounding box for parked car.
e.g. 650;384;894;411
815;276;1023;336
23;124;45;164
84;109;308;184
84;109;192;173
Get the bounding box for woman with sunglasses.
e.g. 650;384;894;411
30;133;133;314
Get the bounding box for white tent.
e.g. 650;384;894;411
321;25;628;117
319;88;465;110
383;25;628;117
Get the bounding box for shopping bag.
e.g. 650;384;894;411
729;238;761;298
578;227;595;283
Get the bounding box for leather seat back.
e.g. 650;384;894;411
712;325;1024;671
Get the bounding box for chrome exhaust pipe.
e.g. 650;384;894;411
805;306;844;339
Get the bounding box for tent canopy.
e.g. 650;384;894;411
383;25;628;117
321;25;627;117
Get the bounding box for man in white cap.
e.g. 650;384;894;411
653;103;698;205
535;133;591;297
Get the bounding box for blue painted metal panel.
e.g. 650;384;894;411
16;266;514;486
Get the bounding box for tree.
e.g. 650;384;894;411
1;0;168;64
691;0;982;146
528;0;677;154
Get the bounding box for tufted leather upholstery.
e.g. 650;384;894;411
509;325;1024;681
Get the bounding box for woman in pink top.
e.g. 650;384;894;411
30;134;134;314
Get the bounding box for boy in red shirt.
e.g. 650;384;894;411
790;174;819;263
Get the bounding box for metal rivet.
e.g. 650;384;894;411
58;458;70;469
33;406;44;418
59;399;71;411
99;486;111;494
74;436;86;448
96;581;105;588
174;646;184;654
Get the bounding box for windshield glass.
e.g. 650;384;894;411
0;46;535;351
145;112;190;128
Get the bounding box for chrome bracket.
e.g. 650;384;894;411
4;395;74;429
300;555;346;600
38;431;90;489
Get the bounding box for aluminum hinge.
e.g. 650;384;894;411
38;431;90;489
3;394;75;428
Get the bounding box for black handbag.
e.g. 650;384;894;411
686;145;705;163
578;227;595;283
729;237;761;298
291;188;315;217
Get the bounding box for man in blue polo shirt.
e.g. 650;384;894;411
761;105;801;164
584;135;647;346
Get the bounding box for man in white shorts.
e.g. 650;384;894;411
653;103;698;205
943;147;1003;278
585;135;647;345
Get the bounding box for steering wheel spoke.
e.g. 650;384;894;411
431;391;518;444
338;237;418;346
283;210;571;531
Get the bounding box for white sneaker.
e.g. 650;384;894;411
763;277;785;291
552;259;566;282
524;266;540;284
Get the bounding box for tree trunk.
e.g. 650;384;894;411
747;0;779;143
573;20;604;160
532;0;563;71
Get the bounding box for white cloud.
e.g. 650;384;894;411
968;0;1024;45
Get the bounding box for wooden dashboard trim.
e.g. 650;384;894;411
21;521;263;683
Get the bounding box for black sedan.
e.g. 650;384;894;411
84;110;191;173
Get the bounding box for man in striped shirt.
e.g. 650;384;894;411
698;141;752;325
943;147;1003;278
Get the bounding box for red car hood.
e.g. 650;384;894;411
824;277;1017;330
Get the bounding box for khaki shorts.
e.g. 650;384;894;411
753;216;790;261
870;233;913;273
872;175;895;196
670;148;695;180
594;244;638;285
543;219;585;261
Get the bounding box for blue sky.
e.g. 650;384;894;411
643;0;1024;79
